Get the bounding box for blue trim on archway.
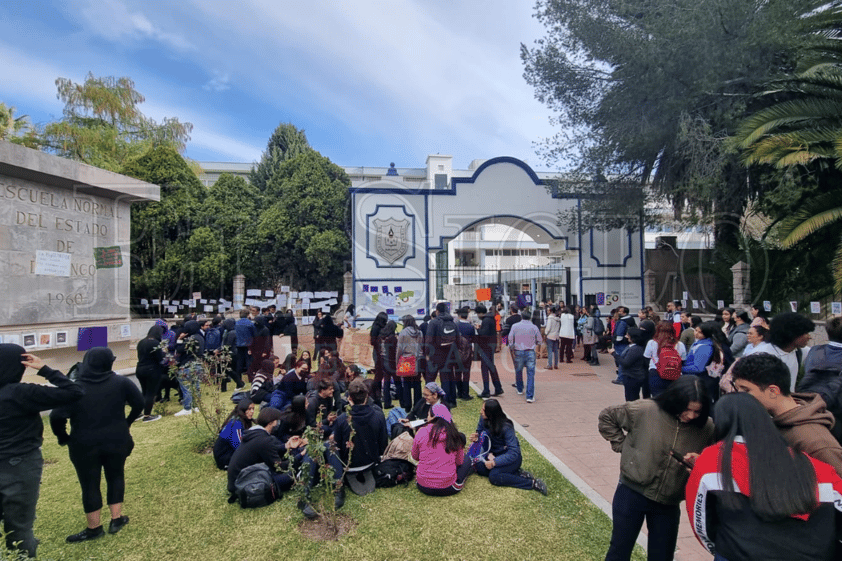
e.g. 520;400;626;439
428;214;575;252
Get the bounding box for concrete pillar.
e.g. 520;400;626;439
731;261;750;307
644;269;657;308
233;274;245;310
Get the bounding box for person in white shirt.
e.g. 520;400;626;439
558;306;576;364
544;307;561;369
749;312;814;393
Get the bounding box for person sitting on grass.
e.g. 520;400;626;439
412;403;473;496
394;382;448;438
213;398;254;470
469;399;547;495
306;378;344;439
227;406;307;501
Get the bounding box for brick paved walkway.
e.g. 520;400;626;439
469;345;711;561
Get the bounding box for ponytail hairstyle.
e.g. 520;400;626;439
714;394;818;521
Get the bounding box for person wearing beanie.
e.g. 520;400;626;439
394;382;449;438
0;345;84;557
50;347;143;543
411;403;473;495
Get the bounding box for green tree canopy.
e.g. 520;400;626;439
249;122;312;193
257;150;351;291
122;146;208;300
41;73;192;172
198;173;262;283
521;0;816;246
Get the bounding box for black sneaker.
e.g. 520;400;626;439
108;515;129;535
298;501;319;520
519;469;534;480
66;526;104;543
492;389;504;397
460;394;475;401
611;378;623;385
480;391;491;398
142;415;161;422
533;478;548;496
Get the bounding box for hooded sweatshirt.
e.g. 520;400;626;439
333;402;388;468
774;392;842;477
226;426;285;493
176;320;205;366
0;344;84;460
50;347;143;454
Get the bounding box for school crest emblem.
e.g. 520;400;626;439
373;218;409;264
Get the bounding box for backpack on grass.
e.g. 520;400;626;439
656;344;682;381
373;459;415;488
233;464;277;508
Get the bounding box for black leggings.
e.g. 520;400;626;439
137;369;163;416
69;448;129;513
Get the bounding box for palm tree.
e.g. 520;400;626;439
0;102;38;147
735;4;842;291
776;191;842;293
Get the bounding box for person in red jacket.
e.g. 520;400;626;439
686;393;842;561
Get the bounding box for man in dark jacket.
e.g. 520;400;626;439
612;307;636;384
475;304;504;397
799;316;842;444
455;307;477;401
227;407;303;496
0;346;84;557
425;302;462;407
332;379;388;470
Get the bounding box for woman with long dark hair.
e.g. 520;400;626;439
717;307;736;337
212;398;254;470
135;325;166;422
686;393;842;561
396;315;424;410
683;321;724;407
644;321;687;398
379;320;399;409
750;303;770;328
319;314;344;354
50;347;143;542
370;311;389;402
598;376;715;561
412;403;472;496
470;399;547;494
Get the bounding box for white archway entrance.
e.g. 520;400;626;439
350;156;643;324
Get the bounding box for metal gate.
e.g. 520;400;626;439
429;263;571;307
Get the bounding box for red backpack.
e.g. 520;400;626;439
656;343;682;380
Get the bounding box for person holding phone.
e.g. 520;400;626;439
598;376;715;561
0;346;84;557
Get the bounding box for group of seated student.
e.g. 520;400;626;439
216;348;548;517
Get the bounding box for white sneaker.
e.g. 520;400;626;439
526;398;535;403
192;408;200;413
174;408;192;417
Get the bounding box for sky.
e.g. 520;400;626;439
0;0;559;171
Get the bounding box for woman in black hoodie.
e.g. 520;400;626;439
0;345;83;557
50;347;143;543
135;325;166;421
174;320;205;416
220;318;244;392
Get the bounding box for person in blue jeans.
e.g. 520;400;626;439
508;310;543;403
470;399;547;494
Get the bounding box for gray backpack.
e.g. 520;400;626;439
233;464;277;508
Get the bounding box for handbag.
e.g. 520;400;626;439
396;355;417;377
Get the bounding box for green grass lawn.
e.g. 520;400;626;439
28;390;644;561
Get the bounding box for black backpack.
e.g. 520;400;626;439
233;464;277;508
593;317;605;336
373;459;415;488
438;318;459;349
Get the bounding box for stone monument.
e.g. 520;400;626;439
0;141;159;370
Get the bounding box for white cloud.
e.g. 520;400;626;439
69;0;194;52
203;71;231;92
